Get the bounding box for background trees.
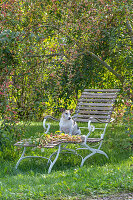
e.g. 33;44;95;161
0;0;132;155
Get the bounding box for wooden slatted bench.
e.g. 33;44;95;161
14;89;120;173
75;89;119;123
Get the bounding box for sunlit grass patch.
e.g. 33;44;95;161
0;159;133;200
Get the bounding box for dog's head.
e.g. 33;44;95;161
62;110;72;120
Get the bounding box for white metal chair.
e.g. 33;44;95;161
14;89;120;173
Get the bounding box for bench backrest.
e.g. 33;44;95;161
75;89;120;123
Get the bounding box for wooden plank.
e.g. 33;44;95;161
75;89;120;123
84;89;120;92
80;94;117;99
77;114;111;119
78;106;113;111
82;92;117;96
78;99;115;103
81;136;102;142
14;137;103;148
86;138;102;143
77;102;113;107
14;141;35;147
78;110;112;115
76;118;110;123
44;142;61;148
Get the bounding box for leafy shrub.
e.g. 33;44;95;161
0;79;25;159
115;81;133;138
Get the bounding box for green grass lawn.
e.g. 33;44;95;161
0;121;133;200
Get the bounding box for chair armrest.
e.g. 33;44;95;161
44;115;59;122
82;119;95;144
43;116;59;134
85;117;108;143
72;113;79;119
110;118;115;122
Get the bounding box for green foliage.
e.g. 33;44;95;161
0;0;133;158
0;120;25;160
121;79;133;137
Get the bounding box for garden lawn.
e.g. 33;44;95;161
0;122;133;200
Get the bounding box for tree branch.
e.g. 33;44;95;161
126;20;133;45
75;50;124;83
27;49;124;82
22;23;124;82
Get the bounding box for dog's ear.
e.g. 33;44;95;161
59;108;65;113
70;109;74;114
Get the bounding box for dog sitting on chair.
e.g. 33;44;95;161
59;110;81;135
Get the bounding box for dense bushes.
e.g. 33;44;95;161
0;0;132;158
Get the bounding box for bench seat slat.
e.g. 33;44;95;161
14;137;102;148
81;94;117;99
82;92;117;96
78;99;115;103
78;110;112;115
76;118;110;123
77;114;111;119
14;141;35;147
84;89;120;92
78;106;113;111
78;102;113;107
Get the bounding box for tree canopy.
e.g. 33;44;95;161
0;0;132;158
0;0;132;116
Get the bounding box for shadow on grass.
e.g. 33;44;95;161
14;141;132;176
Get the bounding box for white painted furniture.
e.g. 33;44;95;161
14;89;120;173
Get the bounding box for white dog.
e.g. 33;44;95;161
59;110;81;135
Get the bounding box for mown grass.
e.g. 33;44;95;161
0;121;133;200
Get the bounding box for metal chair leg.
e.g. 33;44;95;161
48;144;61;174
15;147;26;169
